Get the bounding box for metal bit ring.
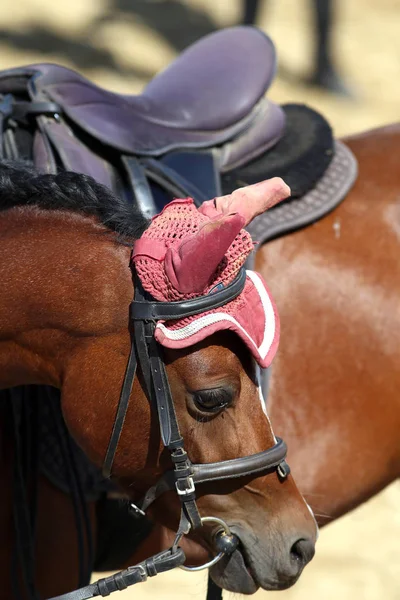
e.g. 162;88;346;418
180;516;234;572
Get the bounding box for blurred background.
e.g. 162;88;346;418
1;0;399;135
1;0;398;598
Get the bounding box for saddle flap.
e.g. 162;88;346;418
42;119;114;189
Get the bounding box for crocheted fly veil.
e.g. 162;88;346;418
132;178;290;368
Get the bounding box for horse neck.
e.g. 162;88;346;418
0;207;133;389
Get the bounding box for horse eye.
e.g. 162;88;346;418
193;388;234;413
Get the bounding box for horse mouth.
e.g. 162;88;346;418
208;529;303;593
180;526;257;593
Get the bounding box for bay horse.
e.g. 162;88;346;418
0;167;317;599
1;26;397;600
93;123;400;582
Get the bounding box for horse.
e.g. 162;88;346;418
91;122;400;598
0;24;397;600
0;164;318;599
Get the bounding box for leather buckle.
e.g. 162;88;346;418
175;476;195;496
129;501;146;517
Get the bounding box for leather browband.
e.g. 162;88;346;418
130;268;246;321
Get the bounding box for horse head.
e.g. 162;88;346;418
0;166;317;594
90;177;317;592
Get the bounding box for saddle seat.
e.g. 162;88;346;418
2;27;284;158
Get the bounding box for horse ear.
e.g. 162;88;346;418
164;212;245;293
200;177;291;226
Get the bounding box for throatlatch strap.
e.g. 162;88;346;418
103;341;137;478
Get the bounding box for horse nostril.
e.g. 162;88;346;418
290;538;315;566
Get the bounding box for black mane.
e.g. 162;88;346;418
0;161;149;240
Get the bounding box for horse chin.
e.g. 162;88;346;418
210;548;259;594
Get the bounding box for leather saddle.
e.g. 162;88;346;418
0;26;285;217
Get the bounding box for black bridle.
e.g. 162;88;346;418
49;266;290;600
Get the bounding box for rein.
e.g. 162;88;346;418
49;266;290;600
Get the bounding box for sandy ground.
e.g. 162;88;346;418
1;1;399;598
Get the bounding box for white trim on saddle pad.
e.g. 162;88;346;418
154;270;280;369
